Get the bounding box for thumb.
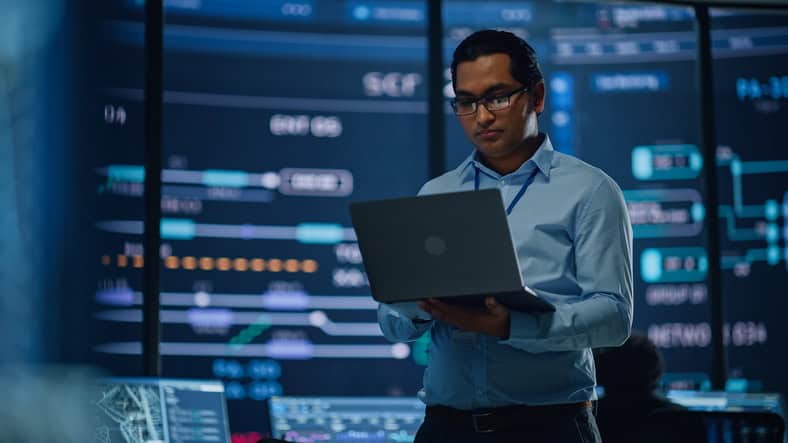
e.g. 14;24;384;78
485;297;507;314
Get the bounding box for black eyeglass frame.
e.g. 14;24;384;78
449;86;529;116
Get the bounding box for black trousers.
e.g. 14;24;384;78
414;404;602;443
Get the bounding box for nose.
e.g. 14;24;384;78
476;103;495;126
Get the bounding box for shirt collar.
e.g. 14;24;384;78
458;133;555;183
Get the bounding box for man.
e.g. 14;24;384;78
377;30;633;442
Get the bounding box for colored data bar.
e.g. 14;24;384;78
103;165;353;197
640;247;708;283
97;219;357;244
202;170;248;188
94;309;383;337
108;21;427;62
631;144;702;181
161;218;195;239
96;289;376;311
128;0;317;22
107;87;426;114
95;341;411;359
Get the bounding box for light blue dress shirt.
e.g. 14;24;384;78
378;134;633;409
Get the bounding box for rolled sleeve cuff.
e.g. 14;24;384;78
499;310;542;347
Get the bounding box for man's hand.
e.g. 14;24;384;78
418;297;510;339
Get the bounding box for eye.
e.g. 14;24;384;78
489;95;509;107
454;100;476;112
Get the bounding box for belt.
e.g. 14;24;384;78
425;401;594;434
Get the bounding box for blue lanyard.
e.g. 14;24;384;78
474;166;539;216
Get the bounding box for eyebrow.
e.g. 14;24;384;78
454;83;514;98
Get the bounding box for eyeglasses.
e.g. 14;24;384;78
449;87;528;116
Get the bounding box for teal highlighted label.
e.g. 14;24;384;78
640;247;707;283
108;165;145;183
689;152;703;171
631;144;701;181
632;147;653;180
641;249;663;282
161;218;196;240
698;256;708;273
296;223;345;244
691;202;705;222
768;246;780;265
765;199;779;221
731;158;742;176
767;224;779;243
202;170;249;188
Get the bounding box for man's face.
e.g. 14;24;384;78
454;53;543;159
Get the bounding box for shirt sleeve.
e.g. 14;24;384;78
500;175;633;353
378;303;433;343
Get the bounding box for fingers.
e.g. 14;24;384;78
485;297;509;316
419;299;449;320
419;299;466;327
418;297;510;338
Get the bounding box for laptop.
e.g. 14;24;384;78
349;188;554;312
93;377;231;443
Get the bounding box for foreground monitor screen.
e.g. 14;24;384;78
668;390;786;443
667;390;785;415
94;378;231;443
268;396;425;442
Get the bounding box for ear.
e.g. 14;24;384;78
531;80;546;114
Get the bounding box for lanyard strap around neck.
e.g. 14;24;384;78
474;166;539;216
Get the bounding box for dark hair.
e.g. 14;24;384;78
595;332;663;393
451;29;543;92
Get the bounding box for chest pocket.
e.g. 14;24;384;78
450;328;478;345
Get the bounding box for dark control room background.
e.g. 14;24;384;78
2;0;787;440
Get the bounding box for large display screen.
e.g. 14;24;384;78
92;1;429;437
711;8;788;400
